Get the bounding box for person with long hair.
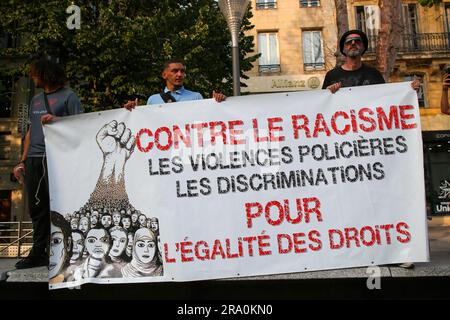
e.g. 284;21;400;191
49;211;73;284
13;59;83;269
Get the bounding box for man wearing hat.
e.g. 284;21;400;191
322;29;420;93
322;30;418;269
322;30;385;92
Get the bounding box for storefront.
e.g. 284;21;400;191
423;130;450;216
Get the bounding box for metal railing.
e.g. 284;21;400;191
304;62;325;70
300;0;320;7
0;221;33;258
256;1;277;10
366;33;450;54
259;64;281;73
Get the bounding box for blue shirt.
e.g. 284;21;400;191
147;86;203;105
28;87;83;156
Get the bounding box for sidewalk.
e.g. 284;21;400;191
1;217;449;284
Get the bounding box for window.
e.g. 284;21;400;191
444;3;450;32
300;0;320;8
302;31;324;70
258;32;280;73
402;4;419;35
356;6;367;33
256;0;277;10
405;74;425;108
354;5;380;53
445;3;450;50
401;4;420;50
300;0;320;7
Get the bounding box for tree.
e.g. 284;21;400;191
375;0;404;81
418;0;441;7
373;0;441;80
0;0;258;112
334;0;349;67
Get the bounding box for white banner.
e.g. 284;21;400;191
45;82;429;289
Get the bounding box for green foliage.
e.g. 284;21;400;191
0;0;258;111
418;0;441;7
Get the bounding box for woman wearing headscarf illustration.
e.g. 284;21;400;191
96;226;129;278
121;228;163;277
49;211;72;284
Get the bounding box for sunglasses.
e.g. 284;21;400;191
344;37;362;45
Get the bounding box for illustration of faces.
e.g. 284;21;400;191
126;233;134;257
79;217;90;234
101;214;112;229
112;211;121;226
85;228;111;260
150;219;159;232
70;218;79;230
134;231;156;264
71;231;85;261
122;216;131;230
138;214;146;227
110;228;128;258
50;224;68;279
91;214;98;227
131;213;138;224
157;235;162;261
146;219;152;229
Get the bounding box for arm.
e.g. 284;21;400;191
66;92;84;115
87;120;136;210
13;128;30;181
441;73;450;115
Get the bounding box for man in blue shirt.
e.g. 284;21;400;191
124;60;225;110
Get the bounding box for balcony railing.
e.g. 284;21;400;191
300;0;320;7
259;64;281;73
304;62;325;70
256;1;277;10
0;221;33;258
366;33;450;54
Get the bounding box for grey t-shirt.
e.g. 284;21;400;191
28;87;83;157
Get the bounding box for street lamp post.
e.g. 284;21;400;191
219;0;250;96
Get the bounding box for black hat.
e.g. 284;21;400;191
339;30;369;56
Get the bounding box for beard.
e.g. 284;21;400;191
346;47;363;57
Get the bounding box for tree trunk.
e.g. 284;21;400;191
334;0;349;67
376;0;404;81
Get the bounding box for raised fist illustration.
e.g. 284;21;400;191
96;120;136;183
97;120;136;161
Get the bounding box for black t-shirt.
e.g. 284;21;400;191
322;64;385;89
